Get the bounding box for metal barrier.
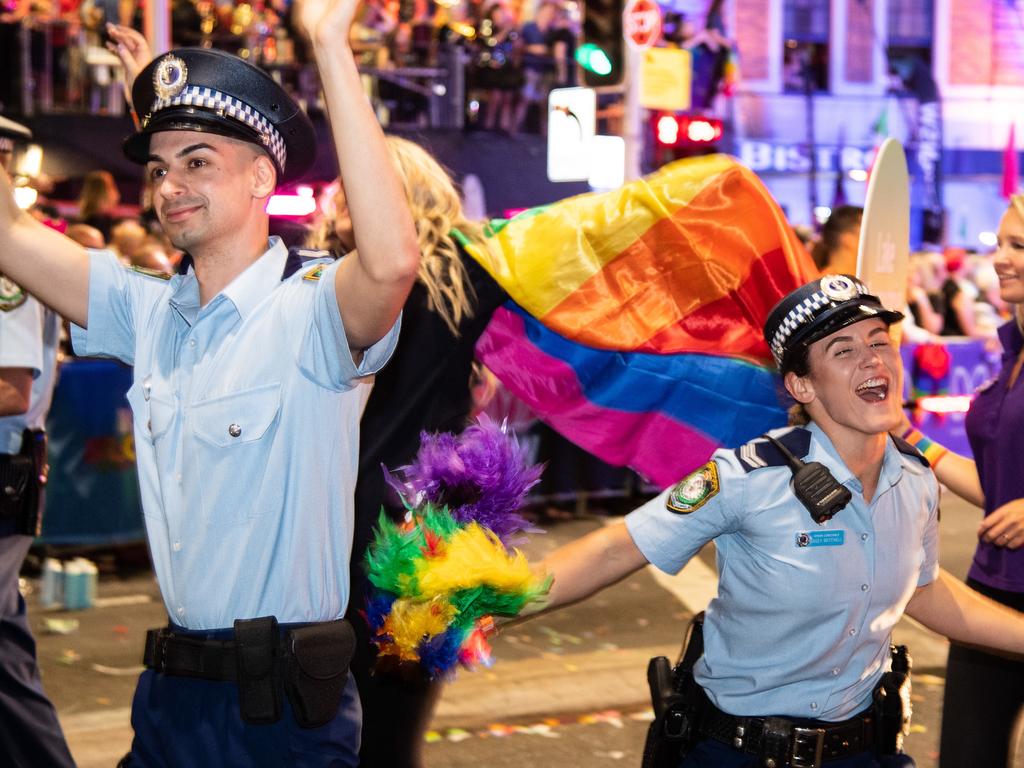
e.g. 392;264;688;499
8;19;466;130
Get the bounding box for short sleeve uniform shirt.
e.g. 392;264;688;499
0;291;59;453
626;423;939;721
72;238;400;629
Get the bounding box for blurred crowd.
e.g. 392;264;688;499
801;204;1010;343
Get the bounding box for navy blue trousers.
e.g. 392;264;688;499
126;664;361;767
0;525;75;768
680;739;916;767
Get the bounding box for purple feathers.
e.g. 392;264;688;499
385;415;542;544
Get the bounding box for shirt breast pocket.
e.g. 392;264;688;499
191;382;283;527
125;379;175;444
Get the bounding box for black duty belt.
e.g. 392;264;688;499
144;628;241;681
701;702;875;768
143;616;357;729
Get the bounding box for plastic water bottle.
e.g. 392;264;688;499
40;558;63;608
63;558;97;610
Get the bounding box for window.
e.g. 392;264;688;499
783;0;829;93
886;0;934;94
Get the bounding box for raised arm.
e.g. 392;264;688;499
538;520;650;612
298;0;420;351
905;568;1024;655
0;170;90;327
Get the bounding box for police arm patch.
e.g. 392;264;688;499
303;265;324;281
0;275;27;311
666;462;720;514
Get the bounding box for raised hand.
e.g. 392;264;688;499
295;0;361;47
105;23;153;111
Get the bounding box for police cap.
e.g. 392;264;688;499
0;115;32;153
123;48;316;185
763;274;904;371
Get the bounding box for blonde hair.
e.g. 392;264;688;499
308;137;479;335
78;170;119;220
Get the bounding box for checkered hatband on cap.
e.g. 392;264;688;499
146;86;287;174
767;275;872;366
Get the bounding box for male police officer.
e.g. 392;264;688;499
0;115;73;767
535;275;1024;768
0;0;420;762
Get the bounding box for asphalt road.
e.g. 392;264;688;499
24;490;1024;767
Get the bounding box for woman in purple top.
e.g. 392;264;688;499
899;195;1024;767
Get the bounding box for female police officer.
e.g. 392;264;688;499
534;274;1024;768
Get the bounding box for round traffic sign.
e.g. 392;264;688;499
623;0;662;50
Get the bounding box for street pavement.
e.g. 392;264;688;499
25;491;1024;767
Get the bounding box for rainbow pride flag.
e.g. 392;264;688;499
476;305;788;489
464;154;817;364
466;155;818;487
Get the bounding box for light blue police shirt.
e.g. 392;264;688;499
625;422;939;721
72;238;400;630
0;294;60;454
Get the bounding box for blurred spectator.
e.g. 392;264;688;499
548;0;577;89
940;247;986;338
906;251;944;337
810;204;862;274
76;169;121;241
513;0;557;134
475;0;521;132
65;221;105;249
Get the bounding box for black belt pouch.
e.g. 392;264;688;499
284;619;356;729
0;435;39;535
234;616;283;725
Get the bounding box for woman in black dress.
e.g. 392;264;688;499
308;135;508;768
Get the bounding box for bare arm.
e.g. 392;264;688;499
0;171;90;327
0;368;32;416
893;413;984;507
298;0;420;351
539;520;650;612
905;568;1024;655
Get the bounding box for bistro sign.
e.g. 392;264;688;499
739;140;875;174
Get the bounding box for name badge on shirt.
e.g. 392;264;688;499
795;530;845;548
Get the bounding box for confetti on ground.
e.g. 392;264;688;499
915;673;944;686
93;594;153;609
426;707;654;745
95;697;111;706
57;649;82;665
910;724;928;734
91;663;145;676
112;624;130;635
42;618;80;635
595;750;626;760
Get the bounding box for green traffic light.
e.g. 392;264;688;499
576;43;613;76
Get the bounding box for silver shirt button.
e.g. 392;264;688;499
228;424;242;438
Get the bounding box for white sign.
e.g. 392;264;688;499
547;87;597;182
588;135;626;190
739;140;874;174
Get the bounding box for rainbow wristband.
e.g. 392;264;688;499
901;427;949;467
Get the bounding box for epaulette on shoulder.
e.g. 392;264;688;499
734;427;812;473
129;265;172;280
283;247;335;282
891;435;930;468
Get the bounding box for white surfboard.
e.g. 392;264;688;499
856;138;911;340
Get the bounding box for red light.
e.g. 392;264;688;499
914;395;973;414
656;115;680;146
686;118;722;143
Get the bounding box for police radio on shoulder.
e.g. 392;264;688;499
765;434;852;524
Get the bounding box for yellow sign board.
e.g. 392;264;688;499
639;47;691;112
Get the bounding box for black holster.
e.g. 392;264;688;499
641;612;706;768
873;644;913;755
233;617;356;729
234;616;283;725
0;428;46;536
283;619;356;729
